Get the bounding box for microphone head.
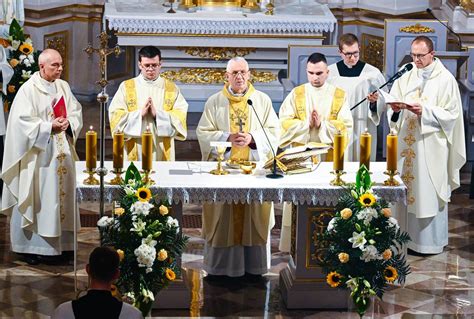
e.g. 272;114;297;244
247;99;253;106
405;63;414;71
426;8;432;13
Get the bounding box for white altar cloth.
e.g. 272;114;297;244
76;161;406;205
105;1;336;35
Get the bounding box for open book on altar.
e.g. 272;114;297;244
263;142;330;174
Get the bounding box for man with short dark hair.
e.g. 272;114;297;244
377;36;466;254
278;52;353;252
109;45;188;161
328;33;386;161
52;246;143;319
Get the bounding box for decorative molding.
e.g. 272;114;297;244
306;207;334;269
361;33;384;72
24;4;103;27
178;47;256;61
460;0;474;12
116;32;325;39
44;30;69;81
161;68;276;84
399;23;435;34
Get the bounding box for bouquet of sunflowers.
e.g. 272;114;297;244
98;163;188;317
319;165;411;318
0;19;40;111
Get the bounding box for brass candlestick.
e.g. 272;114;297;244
330;170;346;186
167;0;176;13
142;169;155;185
264;0;274;15
383;170;400;186
83;169;99;185
109;168;124;185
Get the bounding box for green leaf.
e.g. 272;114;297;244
9;19;25;42
124;162;141;184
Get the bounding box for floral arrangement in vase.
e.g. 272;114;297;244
98;163;188;316
319;165;411;318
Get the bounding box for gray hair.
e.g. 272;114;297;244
226;57;249;72
38;48;61;65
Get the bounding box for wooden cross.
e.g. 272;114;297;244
84;31;122;88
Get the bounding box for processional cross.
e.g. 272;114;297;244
84;31;122;217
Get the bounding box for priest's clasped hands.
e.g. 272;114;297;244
52;117;69;133
228;132;254;147
141;97;157;118
309;110;321;129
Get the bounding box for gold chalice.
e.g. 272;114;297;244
210;141;231;175
240;161;256;175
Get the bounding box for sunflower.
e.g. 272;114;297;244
326;271;342;288
165;268;176;281
384;266;398;282
359;193;376;207
136;187;152;202
19;42;33;55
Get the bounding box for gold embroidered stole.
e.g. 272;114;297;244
117;78;179;161
292;84;347;161
221;82;255;244
221;82;255;162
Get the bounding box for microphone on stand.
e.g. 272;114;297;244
426;8;462;50
350;63;414;111
247;99;283;179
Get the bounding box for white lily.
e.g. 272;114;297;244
348;231;367;250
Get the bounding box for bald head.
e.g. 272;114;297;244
39;49;63;82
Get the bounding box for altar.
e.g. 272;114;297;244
76;161;406;309
104;0;337;112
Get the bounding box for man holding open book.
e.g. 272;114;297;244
1;49;83;265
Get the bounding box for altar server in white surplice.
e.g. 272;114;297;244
383;36;465;254
278;52;353;252
108;46;187;161
196;57;279;278
1;49;83;265
327;33;386;161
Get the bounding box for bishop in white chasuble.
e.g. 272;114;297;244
387;37;465;254
108;46;187;161
196;57;280;277
1;49;83;258
278;53;353;252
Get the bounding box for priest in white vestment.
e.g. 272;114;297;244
327;33;386;161
1;49;83;264
109;46;187;161
278;52;353;252
196;57;280;277
383;36;465;254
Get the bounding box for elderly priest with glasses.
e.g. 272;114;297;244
196;57;280;280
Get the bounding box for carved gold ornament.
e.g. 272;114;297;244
460;0;474;13
179;47;256;61
362;34;384;72
161;68;276;84
399;23;435;34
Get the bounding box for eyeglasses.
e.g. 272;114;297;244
341;51;360;58
141;63;161;70
410;51;432;60
228;70;249;78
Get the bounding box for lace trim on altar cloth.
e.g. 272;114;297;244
77;185;406;206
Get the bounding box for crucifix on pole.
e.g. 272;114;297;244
84;31;122;217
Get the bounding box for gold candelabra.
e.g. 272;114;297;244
83;169;99;185
330;170;346;186
383;170;400;186
109;168;124;185
142;169;155;185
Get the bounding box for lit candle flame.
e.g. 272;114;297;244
89;125;93;131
